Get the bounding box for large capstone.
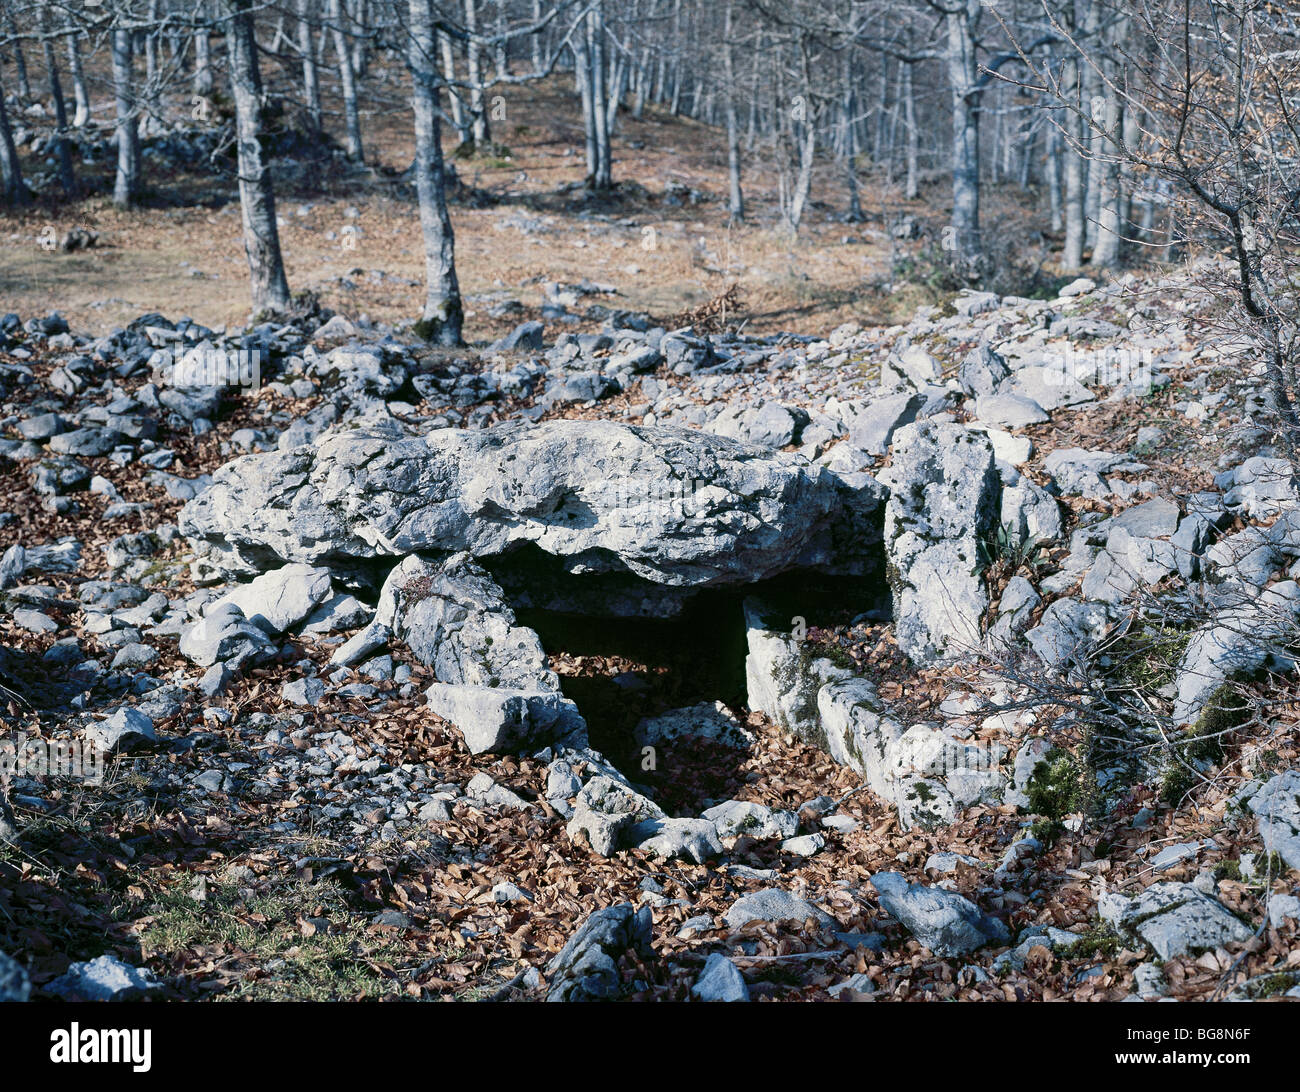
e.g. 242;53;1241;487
178;419;884;587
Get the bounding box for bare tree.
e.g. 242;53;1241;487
112;22;141;207
407;0;464;344
225;0;292;314
0;51;25;204
722;0;744;221
39;2;74;196
66;20;90;126
194;1;215;95
1013;0;1300;446
330;0;364;161
298;0;322;131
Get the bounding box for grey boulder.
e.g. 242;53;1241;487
566;775;664;856
545;903;652;1002
691;953;749;1002
1099;883;1252;960
723;888;835;931
46;954;163;1001
879;421;1000;663
426;683;586;756
870;871;1009;956
179;419;883;587
630;817;724;864
178;602;276;669
376;553;555;690
206;563;333;635
85;706;156;754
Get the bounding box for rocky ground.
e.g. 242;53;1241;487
1;269;1298;1003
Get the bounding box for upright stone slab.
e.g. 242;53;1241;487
878;421;1000;663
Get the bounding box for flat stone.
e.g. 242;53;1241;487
1111;498;1181;540
46;954;163;1001
974;392;1050;428
1100;882;1252;959
85;706;156;754
179;419;884;587
206;563;333;635
282;677;325;707
722;888;835;931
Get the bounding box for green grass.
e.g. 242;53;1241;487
1109;627;1194;692
1024;748;1088;845
140;878;416;1001
1058;922;1121;961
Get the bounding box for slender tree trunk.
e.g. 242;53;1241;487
944;5;982;271
0;60;26;204
633;47;648;117
873;51;888;163
903;58;919;200
465;0;490;146
1119;84;1141;241
146;1;160;89
588;3;611;187
4;10;30;100
1090;88;1122;268
1079;0;1101;251
439;30;468;142
1061;53;1085;267
112;28;140;208
407;0;463;345
573;33;597;178
193;1;214;95
786;123;815;234
1139;183;1156;244
298;0;321;131
351;0;369;79
139;0;161;139
531;0;543;71
605;53;625;136
40;7;75;196
722;0;743;222
746;38;760;149
667;0;682;116
330;0;364;161
67;29;91;126
1046;118;1063;232
494;0;508;75
226;0;292;314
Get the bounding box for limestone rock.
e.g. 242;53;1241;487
179;419;884;587
545;903;652;1002
722;888;835;931
879;421;1000;663
1099;882;1252;960
206;563;333;635
870;871;1008;956
691;953;749;1002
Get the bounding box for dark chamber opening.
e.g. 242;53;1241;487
511;562;889;815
